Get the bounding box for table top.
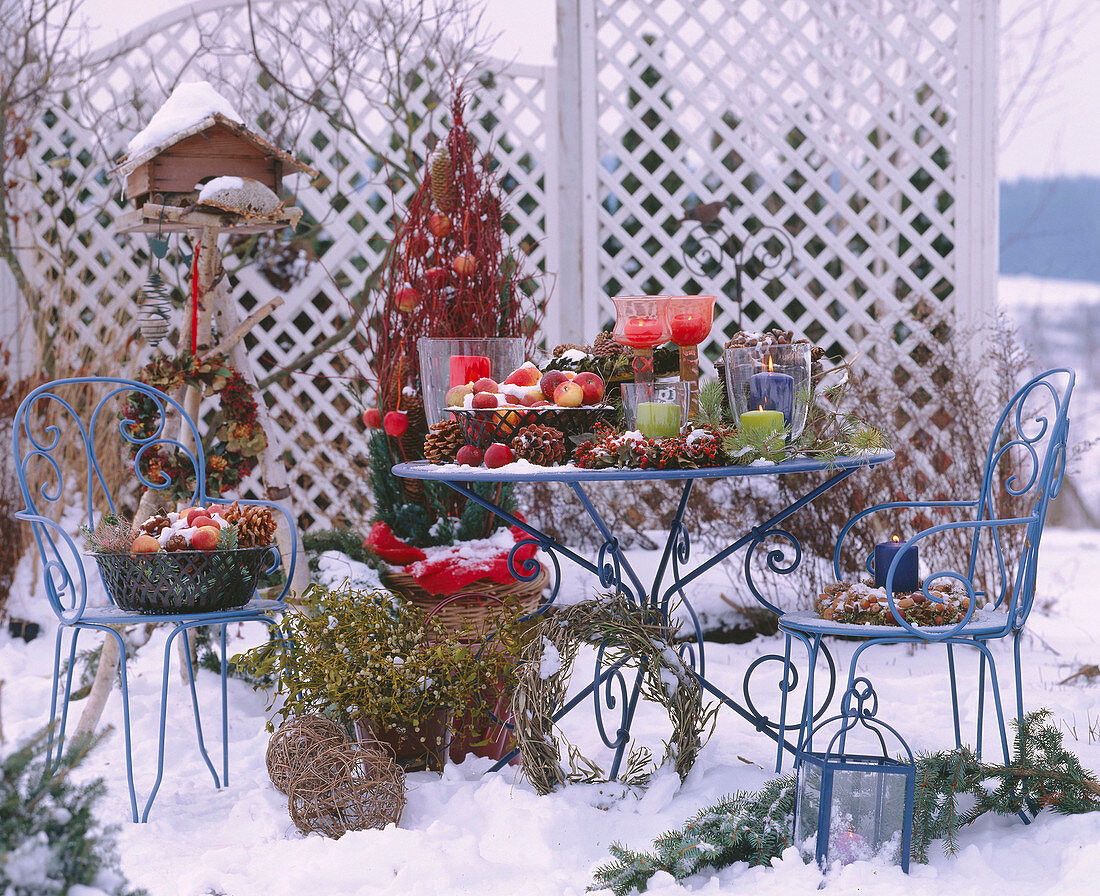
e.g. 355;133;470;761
392;452;893;484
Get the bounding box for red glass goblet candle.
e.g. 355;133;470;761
667;295;716;408
612;296;670;385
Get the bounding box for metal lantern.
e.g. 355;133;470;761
793;677;915;872
137;269;172;347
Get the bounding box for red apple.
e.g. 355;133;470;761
538;370;569;401
484;442;514;469
472;377;498;393
191;526;220;551
184;507;208;526
530;400;551;407
395;286;420;312
428;213;452;237
452;253;478;276
520;389;547;407
573;372;605;405
471;391;499;410
504;363;541;388
130;534;160;554
455;445;484;467
362;408;383;428
383;411;409;437
444;384;473;407
189;515;215;530
553;381;584;408
424;266;447;290
205;503;226;517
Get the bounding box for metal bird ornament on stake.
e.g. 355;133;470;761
137;200;173;348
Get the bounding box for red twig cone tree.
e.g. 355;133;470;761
369;91;541;444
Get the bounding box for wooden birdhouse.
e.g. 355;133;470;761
119;112;314;207
116;83;317;234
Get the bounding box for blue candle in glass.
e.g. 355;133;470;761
749;356;795;427
874;536;919;593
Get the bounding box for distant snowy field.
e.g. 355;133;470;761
3;525;1100;896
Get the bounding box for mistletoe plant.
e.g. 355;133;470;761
236;582;525;762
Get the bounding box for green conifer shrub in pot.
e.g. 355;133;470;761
238;582;500;772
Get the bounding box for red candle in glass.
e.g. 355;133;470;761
621;316;666;348
669;313;711;346
449;355;491;388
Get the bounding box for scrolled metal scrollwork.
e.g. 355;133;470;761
593;641;631;750
743;526;804;616
742;644;836;733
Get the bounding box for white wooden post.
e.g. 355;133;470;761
554;0;600;344
956;0;999;331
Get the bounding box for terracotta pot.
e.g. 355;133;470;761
449;684;518;765
354;711;449;773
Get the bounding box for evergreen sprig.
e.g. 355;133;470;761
590;710;1100;894
1;729;143;896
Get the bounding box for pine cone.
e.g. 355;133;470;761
552;342;591;359
429;146;456;213
400;391;428;455
165;534;188;552
224;503;277;548
511;424;566;466
139;514;170;537
591;331;627;358
423;419;465;465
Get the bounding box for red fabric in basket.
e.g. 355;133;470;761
403;526;537;597
364;522;427;565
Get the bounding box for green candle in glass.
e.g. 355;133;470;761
636;401;681;439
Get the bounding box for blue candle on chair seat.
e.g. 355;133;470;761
874;536;919;592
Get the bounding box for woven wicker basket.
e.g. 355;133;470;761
380;566;549;630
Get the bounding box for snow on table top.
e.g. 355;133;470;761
126;81;243;159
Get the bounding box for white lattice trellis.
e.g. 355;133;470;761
558;0;997;481
9;0;553;531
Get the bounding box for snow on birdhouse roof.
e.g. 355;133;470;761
118;80;316;179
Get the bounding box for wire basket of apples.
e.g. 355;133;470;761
87;504;276;615
445;362;612;450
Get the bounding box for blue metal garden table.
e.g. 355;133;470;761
392;453;893;775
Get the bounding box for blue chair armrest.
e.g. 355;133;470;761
15;510;90;624
205;495;297;603
875;515;1036;641
833;499;979;581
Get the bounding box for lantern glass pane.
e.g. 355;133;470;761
795;761;909;867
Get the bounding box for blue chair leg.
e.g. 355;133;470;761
976;648;988;758
774;632;793;773
100;626;140;824
221;623;231;785
946;643;963;749
47;626;81;770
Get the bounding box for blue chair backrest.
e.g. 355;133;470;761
969;368;1073;626
12;377;209;620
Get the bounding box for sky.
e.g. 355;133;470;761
78;0;1099;181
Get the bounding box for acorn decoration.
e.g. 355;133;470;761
511;423;566;466
423;418;465;465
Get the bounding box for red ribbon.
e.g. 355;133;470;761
190;243;200;356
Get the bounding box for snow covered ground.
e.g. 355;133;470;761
3;526;1100;896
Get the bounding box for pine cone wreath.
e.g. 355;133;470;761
224;503;278;548
423;419;465;465
591;331;627;358
511;424;566;466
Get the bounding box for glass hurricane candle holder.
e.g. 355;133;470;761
723;341;812;439
621;381;690;439
612;296;670;386
418;337;524;427
667;295;716;409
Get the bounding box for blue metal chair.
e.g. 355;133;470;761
12;377;295;822
778;368;1074;771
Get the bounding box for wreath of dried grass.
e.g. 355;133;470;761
511;595;718;796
